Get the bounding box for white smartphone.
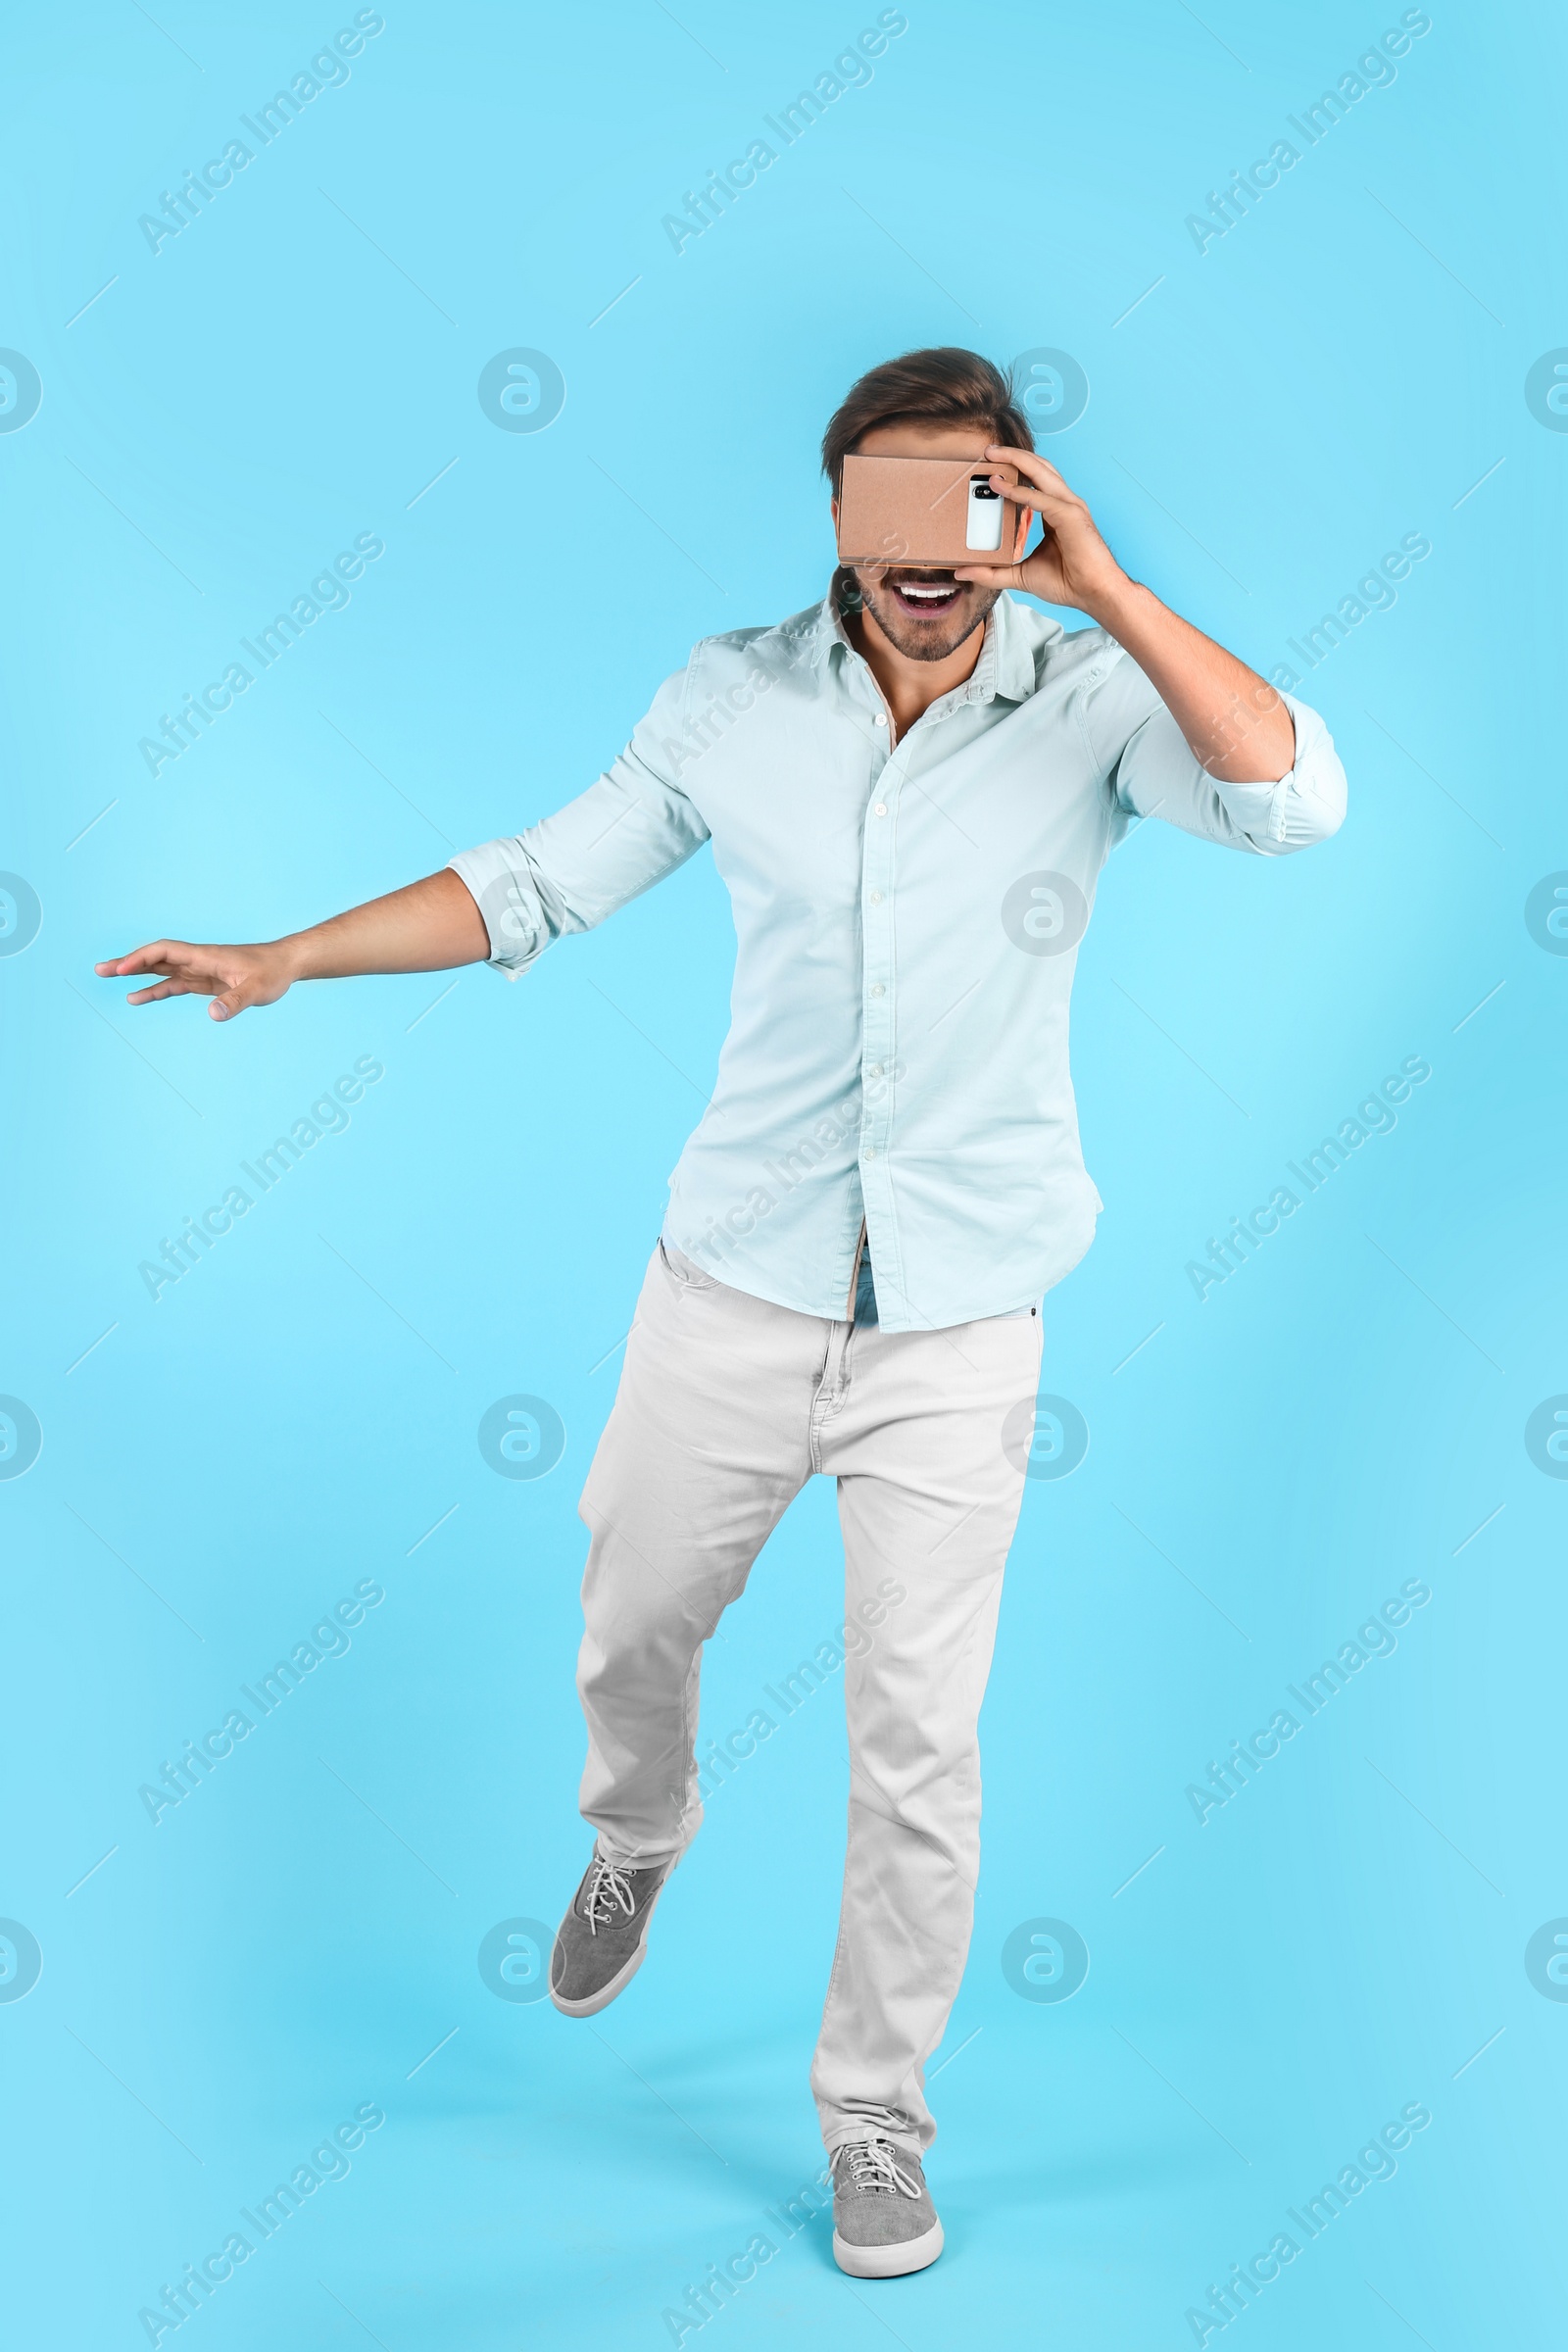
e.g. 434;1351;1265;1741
964;474;1004;552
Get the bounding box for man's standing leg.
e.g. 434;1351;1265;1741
809;1306;1043;2269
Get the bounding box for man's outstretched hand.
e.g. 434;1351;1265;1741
96;870;494;1018
95;940;299;1020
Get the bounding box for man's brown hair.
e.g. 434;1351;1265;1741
820;346;1035;493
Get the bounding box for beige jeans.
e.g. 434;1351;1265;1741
575;1240;1043;2155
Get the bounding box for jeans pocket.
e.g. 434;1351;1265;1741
657;1238;719;1295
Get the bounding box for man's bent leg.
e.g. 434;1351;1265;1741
810;1310;1043;2155
575;1243;821;1867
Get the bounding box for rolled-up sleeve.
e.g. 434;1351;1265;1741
449;665;710;977
1084;648;1348;857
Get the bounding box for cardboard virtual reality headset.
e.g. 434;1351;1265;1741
835;452;1024;569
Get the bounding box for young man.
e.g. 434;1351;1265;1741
99;349;1346;2279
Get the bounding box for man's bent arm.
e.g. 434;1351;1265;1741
97;868;489;1020
1078;576;1296;784
956;443;1298;782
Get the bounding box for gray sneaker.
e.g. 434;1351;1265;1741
830;2137;944;2278
549;1851;674;2017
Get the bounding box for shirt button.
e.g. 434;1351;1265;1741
873;713;887;728
868;1063;882;1078
873;803;888;817
869;890;882;906
870;982;885;998
863;1147;876;1160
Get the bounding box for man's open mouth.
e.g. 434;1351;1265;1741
888;575;962;617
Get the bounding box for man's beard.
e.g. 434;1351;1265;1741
851;567;1002;662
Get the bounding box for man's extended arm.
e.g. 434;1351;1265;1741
955;443;1297;784
99;663;711;1019
96;868;489;1020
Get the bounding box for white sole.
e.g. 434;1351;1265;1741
548;1872;671;2017
832;2219;944;2278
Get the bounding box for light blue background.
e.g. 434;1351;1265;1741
4;3;1564;2344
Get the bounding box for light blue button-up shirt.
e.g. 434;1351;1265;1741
450;589;1347;1331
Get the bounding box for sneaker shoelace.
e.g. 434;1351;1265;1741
836;2138;921;2198
580;1858;637;1936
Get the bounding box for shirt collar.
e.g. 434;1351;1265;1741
812;583;1037;706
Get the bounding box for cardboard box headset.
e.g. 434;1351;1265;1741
836;453;1024;569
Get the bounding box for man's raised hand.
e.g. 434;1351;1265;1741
953;443;1128;616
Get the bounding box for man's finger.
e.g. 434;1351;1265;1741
124;978;194;1004
952;562;1030;589
987;442;1072;495
992;476;1074;516
97;936;181;973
